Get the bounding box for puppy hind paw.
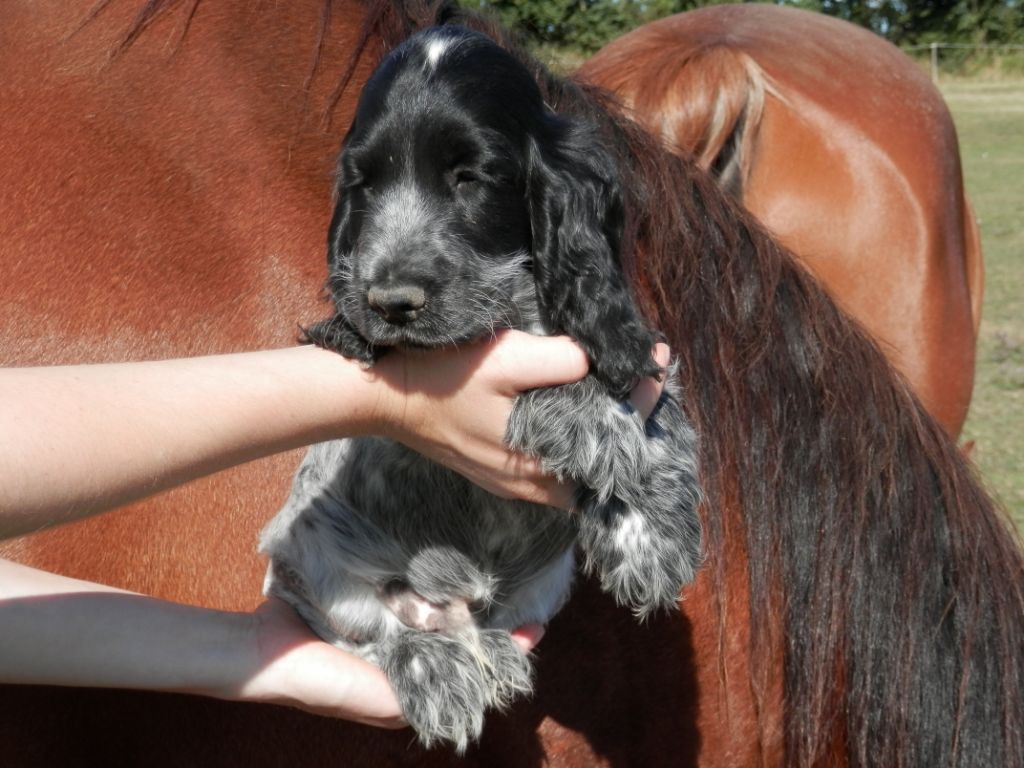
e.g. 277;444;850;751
381;632;489;753
476;629;533;710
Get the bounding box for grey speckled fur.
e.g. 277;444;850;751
506;368;702;616
260;338;701;753
259;27;703;752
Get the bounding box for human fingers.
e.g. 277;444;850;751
246;599;406;728
509;623;546;654
456;450;575;510
488;331;589;393
628;343;671;420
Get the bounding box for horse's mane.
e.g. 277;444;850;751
106;1;1024;765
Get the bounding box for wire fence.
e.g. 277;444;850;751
903;43;1024;82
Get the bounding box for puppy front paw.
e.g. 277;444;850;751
575;483;702;618
506;377;637;490
579;388;703;617
301;315;378;364
508;377;703;618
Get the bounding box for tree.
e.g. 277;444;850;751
786;0;1024;44
475;0;1023;52
474;0;699;53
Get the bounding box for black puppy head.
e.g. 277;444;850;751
306;26;657;397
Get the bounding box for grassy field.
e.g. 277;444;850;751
942;80;1024;529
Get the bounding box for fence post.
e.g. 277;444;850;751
930;42;939;83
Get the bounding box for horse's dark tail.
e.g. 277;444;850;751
611;78;1024;768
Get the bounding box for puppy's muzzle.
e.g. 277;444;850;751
367;283;426;324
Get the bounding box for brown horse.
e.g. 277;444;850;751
581;4;983;437
1;2;1021;767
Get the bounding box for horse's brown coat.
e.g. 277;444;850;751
581;4;982;436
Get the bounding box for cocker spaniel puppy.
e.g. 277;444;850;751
260;26;702;751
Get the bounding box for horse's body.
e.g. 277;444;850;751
1;2;1020;767
581;4;983;436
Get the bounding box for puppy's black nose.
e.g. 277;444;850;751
367;284;426;324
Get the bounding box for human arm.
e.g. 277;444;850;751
0;331;666;723
0;331;600;538
0;558;406;726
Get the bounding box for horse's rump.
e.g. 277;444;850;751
582;4;982;437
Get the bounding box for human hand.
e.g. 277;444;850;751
237;599;545;725
236;598;403;726
372;330;670;508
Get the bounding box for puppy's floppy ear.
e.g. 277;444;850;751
528;120;659;398
301;178;378;364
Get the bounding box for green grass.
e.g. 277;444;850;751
942;80;1024;529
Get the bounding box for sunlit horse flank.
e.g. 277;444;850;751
1;1;1021;767
581;4;983;439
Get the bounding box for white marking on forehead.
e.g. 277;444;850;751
424;38;451;68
